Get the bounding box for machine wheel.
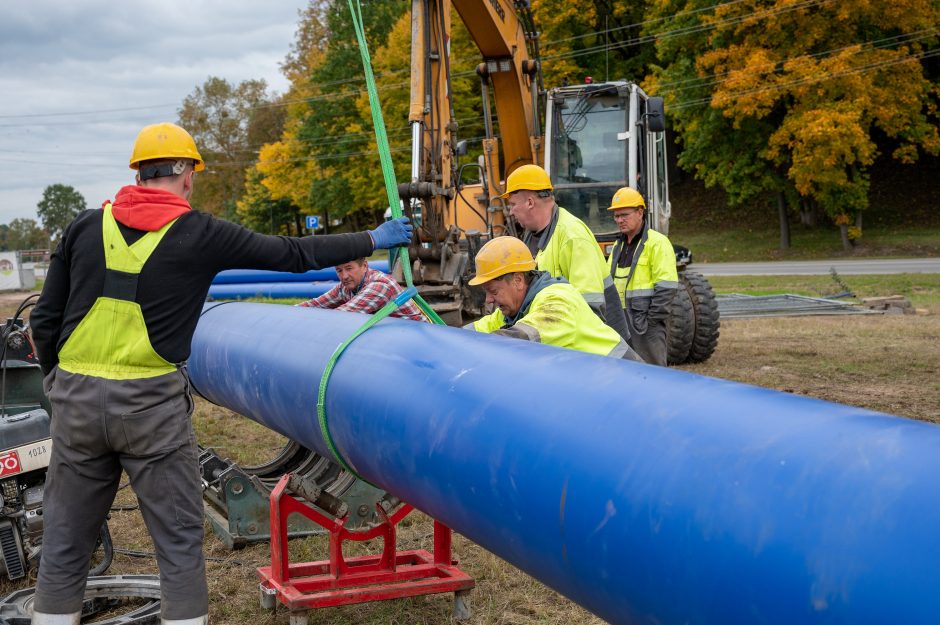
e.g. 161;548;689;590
666;284;693;365
681;270;720;363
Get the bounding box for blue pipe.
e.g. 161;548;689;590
213;260;390;285
207;281;338;301
189;302;940;625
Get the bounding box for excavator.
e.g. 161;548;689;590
397;0;719;364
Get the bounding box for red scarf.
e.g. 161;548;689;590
107;185;192;231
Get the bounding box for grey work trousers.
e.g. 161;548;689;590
627;319;668;366
34;367;207;620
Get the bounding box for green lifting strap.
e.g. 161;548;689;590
316;287;418;480
344;0;444;325
316;1;453;478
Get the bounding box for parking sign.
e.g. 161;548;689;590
305;215;321;229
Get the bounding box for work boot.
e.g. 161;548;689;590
30;611;80;625
161;616;208;625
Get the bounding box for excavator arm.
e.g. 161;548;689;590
401;0;544;322
404;0;542;244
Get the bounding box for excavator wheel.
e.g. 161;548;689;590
666;283;693;365
680;270;720;363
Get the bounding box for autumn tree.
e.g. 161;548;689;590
239;1;330;233
37;184;86;245
178;76;282;220
648;0;940;249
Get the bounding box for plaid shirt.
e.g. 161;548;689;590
298;267;427;321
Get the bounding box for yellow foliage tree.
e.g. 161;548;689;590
691;0;940;244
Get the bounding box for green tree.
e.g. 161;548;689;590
6;218;49;251
37;184;86;244
295;0;407;230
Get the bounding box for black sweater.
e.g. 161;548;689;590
31;209;374;375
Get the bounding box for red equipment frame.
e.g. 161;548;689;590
257;474;474;621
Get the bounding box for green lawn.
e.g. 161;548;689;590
670;223;940;263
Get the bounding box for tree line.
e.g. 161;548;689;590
33;0;939;252
3;184;86;252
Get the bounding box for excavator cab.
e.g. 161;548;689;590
544;81;670;239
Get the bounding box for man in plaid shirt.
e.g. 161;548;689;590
298;258;427;321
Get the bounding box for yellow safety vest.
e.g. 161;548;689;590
57;205;179;380
472;282;629;358
525;207;608;310
608;227;678;307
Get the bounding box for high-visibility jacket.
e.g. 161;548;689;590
608;224;678;335
57;204;179;380
522;206;609;313
471;272;634;359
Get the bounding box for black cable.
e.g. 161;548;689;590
112;547;246;566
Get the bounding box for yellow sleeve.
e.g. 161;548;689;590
472;309;506;333
559;237;607;295
515;291;579;347
649;235;678;285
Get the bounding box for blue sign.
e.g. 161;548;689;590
305;215;321;229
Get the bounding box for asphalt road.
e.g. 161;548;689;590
692;258;940;276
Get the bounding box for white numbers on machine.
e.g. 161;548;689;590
0;438;53;477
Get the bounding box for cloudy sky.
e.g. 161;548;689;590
0;1;309;225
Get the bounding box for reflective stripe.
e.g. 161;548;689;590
583;292;605;305
603;275;615;287
656;280;679;289
608;339;630;359
625;289;654;297
512;322;542;343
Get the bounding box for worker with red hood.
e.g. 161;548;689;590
28;122;412;625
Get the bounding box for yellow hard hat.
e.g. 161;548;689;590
468;237;536;286
607;186;646;211
497;164;552;199
129;122;205;172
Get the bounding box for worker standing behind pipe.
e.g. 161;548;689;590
28;122;412;625
606;186;678;366
296;257;426;321
466;237;642;361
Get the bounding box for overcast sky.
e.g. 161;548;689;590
0;1;309;225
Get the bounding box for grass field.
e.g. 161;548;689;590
1;272;937;623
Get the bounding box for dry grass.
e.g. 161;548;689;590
2;280;937;623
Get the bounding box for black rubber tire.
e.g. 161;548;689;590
666;283;693;365
88;522;114;577
681;270;720;363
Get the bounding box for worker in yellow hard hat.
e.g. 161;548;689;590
467;237;642;361
498;164;631;341
28;122;414;625
607;186;678;366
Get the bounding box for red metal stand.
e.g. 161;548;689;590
257;474;474;623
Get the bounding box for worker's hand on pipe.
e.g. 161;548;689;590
369;217;413;249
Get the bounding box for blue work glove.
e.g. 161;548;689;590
369;217;413;249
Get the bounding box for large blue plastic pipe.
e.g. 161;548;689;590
207;281;338;301
213;260;390;285
189;302;940;625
